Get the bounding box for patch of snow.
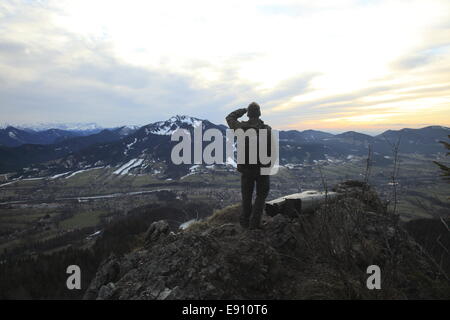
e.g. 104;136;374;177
226;156;237;168
87;230;102;239
189;165;201;172
0;181;18;187
65;167;104;179
146;115;204;136
192;119;202;128
65;170;85;179
57;189;170;202
113;159;144;175
180;172;195;180
124;138;138;155
50;172;72;180
0;176;45;186
170;115;202;127
179;218;198;230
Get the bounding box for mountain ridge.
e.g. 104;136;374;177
0;116;448;179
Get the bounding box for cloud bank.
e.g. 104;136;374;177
0;0;449;133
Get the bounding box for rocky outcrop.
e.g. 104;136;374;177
265;190;338;217
84;182;449;300
144;220;170;244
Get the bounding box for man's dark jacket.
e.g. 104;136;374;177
226;108;272;172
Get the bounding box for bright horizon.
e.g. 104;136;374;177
1;117;448;136
1;0;449;134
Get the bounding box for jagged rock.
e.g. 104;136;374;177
98;282;116;300
83;254;120;300
144;220;170;244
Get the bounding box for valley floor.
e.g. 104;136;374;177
0;152;448;263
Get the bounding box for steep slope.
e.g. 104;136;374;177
84;182;449;300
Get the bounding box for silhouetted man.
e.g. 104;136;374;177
226;102;271;229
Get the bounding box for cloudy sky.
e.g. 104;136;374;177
1;0;449;134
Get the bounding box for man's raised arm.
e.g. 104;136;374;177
226;108;247;129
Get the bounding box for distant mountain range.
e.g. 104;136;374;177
0;126;81;147
0;123;142;147
0;116;448;178
0;122;104;132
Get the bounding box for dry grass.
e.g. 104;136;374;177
185;203;241;233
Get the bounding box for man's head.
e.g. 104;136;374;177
247;102;261;119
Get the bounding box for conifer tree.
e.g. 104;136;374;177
434;135;450;182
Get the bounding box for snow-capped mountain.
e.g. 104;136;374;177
144;115;220;135
113;125;140;137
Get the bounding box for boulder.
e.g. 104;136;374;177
145;220;170;244
265;190;338;217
